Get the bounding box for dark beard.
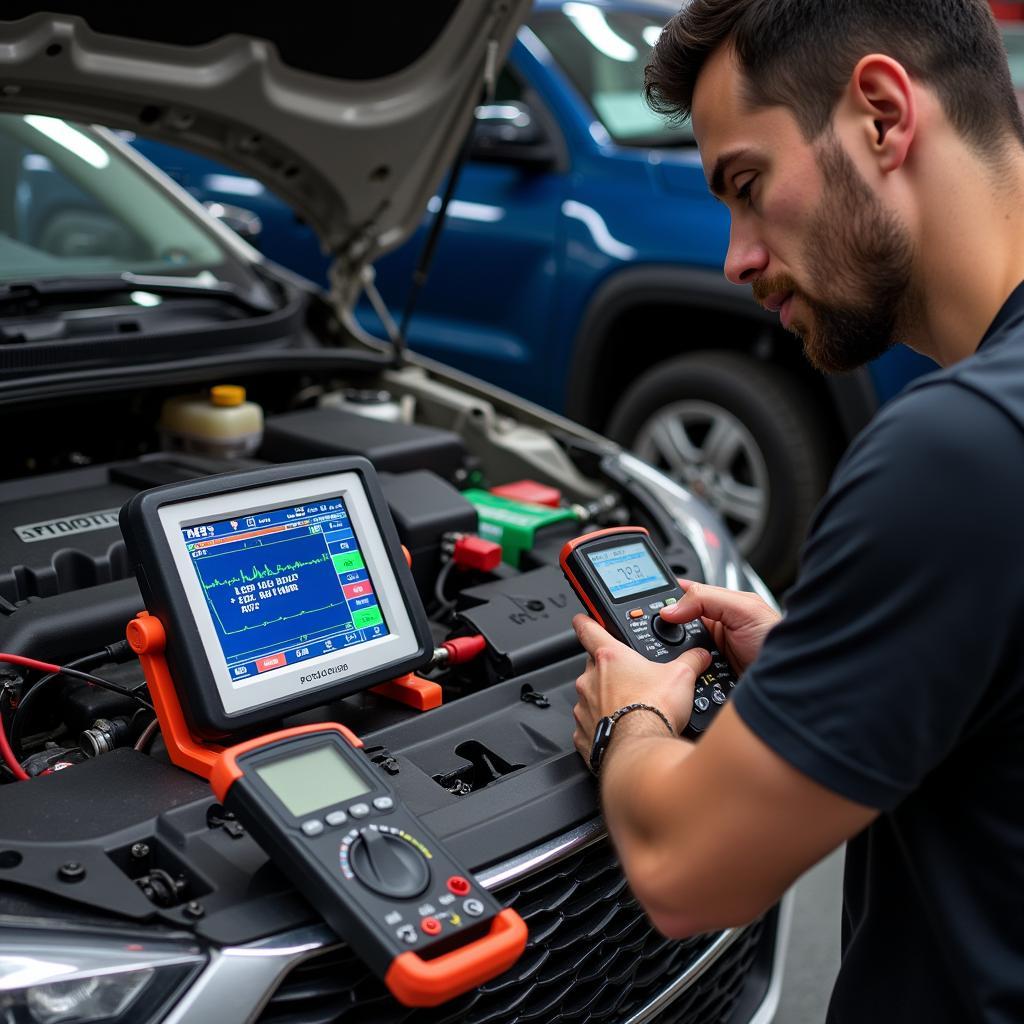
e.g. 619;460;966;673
796;137;918;374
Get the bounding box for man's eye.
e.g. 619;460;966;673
736;177;756;206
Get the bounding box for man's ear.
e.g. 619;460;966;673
846;55;916;174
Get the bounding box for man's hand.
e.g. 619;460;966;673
661;581;781;674
572;614;711;760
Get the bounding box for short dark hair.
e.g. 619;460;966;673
645;0;1024;153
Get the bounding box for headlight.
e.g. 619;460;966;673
0;930;205;1024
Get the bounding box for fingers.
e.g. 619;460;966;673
662;580;760;628
675;645;712;680
572;614;621;657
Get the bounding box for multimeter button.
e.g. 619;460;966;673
463;898;485;917
651;615;685;645
301;819;325;837
349;829;430;899
447;875;471;896
325;811;348;827
349;803;371;819
372;796;394;812
712;688;727;705
421;916;442;936
628;608;644;619
664;597;677;605
693;696;711;713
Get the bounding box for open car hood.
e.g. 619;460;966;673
0;4;528;298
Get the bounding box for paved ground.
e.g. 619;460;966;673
775;848;844;1023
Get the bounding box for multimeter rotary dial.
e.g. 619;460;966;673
345;826;430;899
650;614;685;645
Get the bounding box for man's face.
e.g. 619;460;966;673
691;45;917;373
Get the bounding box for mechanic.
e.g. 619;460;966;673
570;2;1024;1021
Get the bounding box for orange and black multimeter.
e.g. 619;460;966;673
210;723;527;1007
559;526;737;737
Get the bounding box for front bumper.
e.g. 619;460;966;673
163;819;788;1024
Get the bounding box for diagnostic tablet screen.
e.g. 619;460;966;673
587;541;669;600
181;497;389;683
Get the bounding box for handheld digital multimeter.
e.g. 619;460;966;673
560;526;737;736
210;723;527;1007
120;457;434;737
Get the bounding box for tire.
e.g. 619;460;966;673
605;351;831;590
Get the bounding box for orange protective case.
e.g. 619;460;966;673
385;908;528;1007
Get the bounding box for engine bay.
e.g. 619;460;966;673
0;368;712;945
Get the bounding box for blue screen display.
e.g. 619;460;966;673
587;542;669;600
181;497;389;683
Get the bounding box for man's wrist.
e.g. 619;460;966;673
614;707;677;739
589;703;674;776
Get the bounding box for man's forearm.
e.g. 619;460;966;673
596;715;713;936
599;713;696;847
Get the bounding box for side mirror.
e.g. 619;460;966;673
203;201;263;244
469;101;557;169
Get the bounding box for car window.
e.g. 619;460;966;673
1001;25;1024;107
0;113;229;282
529;5;691;147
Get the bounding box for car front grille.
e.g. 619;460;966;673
256;836;767;1024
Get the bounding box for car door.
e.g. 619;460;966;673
356;56;570;407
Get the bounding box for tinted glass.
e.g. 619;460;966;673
530;6;692;146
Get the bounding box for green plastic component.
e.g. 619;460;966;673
462;489;578;567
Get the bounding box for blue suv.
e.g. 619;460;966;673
130;0;938;587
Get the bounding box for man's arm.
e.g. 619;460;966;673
572;613;877;937
599;703;876;937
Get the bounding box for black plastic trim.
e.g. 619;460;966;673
0;348;391;409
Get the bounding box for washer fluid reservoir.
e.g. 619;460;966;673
160;385;264;458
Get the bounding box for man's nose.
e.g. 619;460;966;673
724;224;769;285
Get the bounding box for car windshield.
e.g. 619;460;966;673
529;4;691;147
0;113;236;283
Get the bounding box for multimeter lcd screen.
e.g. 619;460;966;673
587;542;670;600
180;497;389;684
256;745;369;817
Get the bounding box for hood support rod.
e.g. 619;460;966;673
394;40;499;369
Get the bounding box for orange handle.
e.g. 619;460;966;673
126;612;224;778
384;908;528;1007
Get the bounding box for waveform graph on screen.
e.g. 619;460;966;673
184;498;391;681
195;530;354;660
